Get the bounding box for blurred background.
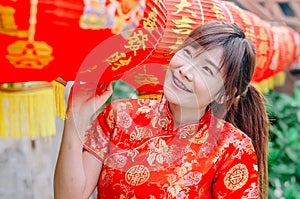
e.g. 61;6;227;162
1;0;300;198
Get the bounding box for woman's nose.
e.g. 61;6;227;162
179;65;193;81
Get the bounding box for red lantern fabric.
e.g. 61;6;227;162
221;1;255;44
121;63;166;99
222;2;275;83
243;10;275;82
0;0;167;83
269;25;298;78
145;0;230;65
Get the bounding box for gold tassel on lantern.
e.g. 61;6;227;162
52;77;67;120
0;82;56;139
253;72;286;93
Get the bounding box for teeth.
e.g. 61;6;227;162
173;76;191;92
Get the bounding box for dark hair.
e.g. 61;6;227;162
182;21;269;198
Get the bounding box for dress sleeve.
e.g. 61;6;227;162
83;103;115;162
212;131;259;198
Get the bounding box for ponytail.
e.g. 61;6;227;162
226;85;269;199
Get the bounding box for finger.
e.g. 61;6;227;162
94;83;113;109
72;82;97;100
67;83;95;112
105;82;113;92
96;82;112;95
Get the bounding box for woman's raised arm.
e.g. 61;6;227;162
54;82;113;199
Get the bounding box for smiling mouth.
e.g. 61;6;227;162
173;75;192;93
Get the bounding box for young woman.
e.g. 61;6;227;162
54;21;269;199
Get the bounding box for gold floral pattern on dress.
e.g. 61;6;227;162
242;182;258;198
84;120;110;161
157;117;171;129
105;109;115;130
146;138;177;166
184;171;202;186
137;105;152;116
167;185;187;198
191;124;209;145
178;124;198;139
232;138;254;159
125;165;150;186
106;154;128;169
116;111;133;128
224;163;249;191
130;126;153;141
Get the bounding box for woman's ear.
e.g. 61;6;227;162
214;87;237;104
215;92;226;104
213;87;227;104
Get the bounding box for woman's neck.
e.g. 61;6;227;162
168;102;206;130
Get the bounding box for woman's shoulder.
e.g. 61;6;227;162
213;117;255;150
210;118;258;170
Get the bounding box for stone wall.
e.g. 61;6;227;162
0;117;63;199
0;117;97;199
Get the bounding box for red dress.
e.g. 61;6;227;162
84;98;259;198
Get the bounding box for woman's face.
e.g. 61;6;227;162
164;45;225;110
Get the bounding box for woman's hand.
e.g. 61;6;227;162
65;82;113;140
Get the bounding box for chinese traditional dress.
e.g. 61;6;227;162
84;97;258;199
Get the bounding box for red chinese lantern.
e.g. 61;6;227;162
221;1;255;43
269;25;298;78
1;0;167;83
222;2;275;83
252;24;299;92
243;10;275;82
0;0;167;139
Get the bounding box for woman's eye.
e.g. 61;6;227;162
183;49;192;58
203;66;214;76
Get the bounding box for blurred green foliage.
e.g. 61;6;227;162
264;81;300;199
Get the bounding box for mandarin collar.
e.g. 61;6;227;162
162;98;212;132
